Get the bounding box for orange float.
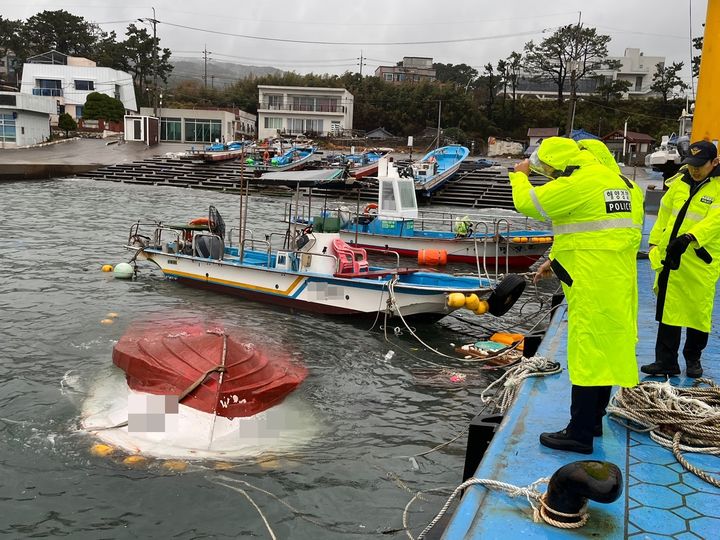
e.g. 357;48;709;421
418;249;448;266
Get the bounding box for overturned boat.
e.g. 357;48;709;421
81;321;312;459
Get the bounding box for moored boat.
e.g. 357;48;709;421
408;144;469;194
326;148;389;179
292;157;553;272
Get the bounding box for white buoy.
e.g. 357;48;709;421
113;262;134;279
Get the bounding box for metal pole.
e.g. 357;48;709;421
152;7;158;117
622;118;628;164
436;100;442;149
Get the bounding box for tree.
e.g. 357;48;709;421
433;62;478;89
593;76;632;102
524;24;612;105
58;112;77;136
120;24;173;107
650;61;689;107
82;92;126;122
692;36;703;78
506;51;522;104
19;10;98;58
480;63;499;120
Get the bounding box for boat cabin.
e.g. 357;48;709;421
362;158;418;237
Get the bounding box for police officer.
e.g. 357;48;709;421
510;137;643;454
641;140;720;379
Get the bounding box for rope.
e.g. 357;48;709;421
480;355;562;413
85;331;228;432
408;476;588;540
607;379;720;487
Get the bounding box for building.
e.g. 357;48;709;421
602;129;655;165
366;127;395;139
19;50;137;122
256;85;353;139
0;91;55;148
139;107;254;144
374;57;436;84
510;48;665;100
527;127;559;146
599;48;665;98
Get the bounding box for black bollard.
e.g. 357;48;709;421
544;460;622;523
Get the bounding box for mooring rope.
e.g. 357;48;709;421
480;355;562;413
607;379;720;487
406;475;588;540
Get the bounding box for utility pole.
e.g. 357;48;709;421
211;75;215;89
357;50;366;77
436;100;442;149
203;45;212;89
138;8;159;116
565;11;582;135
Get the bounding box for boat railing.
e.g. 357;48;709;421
363;247;402;269
493;219;512;276
239;238;272;266
227;228;255;248
469;221;494;284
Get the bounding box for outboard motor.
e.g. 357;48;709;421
544;460;623;524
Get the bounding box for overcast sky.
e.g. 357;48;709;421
2;0;708;87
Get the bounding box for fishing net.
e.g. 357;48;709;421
208;205;225;239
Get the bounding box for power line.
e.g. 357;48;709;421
158;20;546;46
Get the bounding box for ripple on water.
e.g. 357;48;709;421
0;178;555;538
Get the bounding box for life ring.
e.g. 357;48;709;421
189;217;210;226
487;274;526;316
363;203;379;215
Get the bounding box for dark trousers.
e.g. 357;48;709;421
656;322;709;367
568;385;612;444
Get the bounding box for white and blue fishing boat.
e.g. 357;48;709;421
326;148;389;179
290;158;552;271
125;174;526;321
408;144;469;194
245;146;317;174
188;140;252;163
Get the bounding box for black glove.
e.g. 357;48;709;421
664;234;692;270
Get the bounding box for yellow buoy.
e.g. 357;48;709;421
474;300;489;315
107;312;119;318
101;264;114;272
162;460;188;472
100;318;114;325
123;455;147;466
465;293;480;312
91;444;114;457
447;292;466;308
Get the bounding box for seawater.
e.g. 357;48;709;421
0;178;555;538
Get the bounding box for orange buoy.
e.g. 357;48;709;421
489;332;524;351
418;249;448;266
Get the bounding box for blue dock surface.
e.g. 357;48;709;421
443;225;720;538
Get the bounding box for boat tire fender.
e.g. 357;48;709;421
487;274;526;316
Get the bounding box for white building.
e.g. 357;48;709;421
0;91;55;148
257;85;353;139
601;48;665;97
139;107;255;144
19;50;137;123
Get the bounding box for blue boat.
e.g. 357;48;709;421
326;149;390;179
409;144;469;194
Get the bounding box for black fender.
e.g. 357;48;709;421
487;274;526;316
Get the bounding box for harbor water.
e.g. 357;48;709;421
0;178;554;538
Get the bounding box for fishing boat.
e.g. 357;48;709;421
245;146;317;174
186;140;252;163
644;108;693;179
326;148;389;179
292;157;552;271
81;320;315;459
407;144;469;194
124;178;525;320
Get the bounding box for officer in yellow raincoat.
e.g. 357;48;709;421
510;137;643;454
642;141;720;378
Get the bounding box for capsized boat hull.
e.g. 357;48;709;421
112;322;307;418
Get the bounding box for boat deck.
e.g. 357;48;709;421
443;261;720;538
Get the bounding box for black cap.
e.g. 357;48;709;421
682;140;718;166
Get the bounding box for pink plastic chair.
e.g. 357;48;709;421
331;238;369;274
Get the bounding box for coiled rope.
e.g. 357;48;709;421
406;475;588;540
480;355;562;413
607;379;720;487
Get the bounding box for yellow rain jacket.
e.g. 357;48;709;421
648;165;720;332
510;137;643;388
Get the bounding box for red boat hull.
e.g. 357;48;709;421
112;322;307;418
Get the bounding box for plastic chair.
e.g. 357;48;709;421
331;238;369;274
